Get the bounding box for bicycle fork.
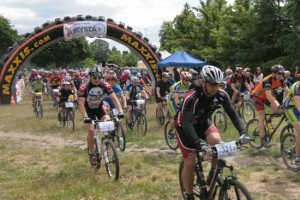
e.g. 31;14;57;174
94;132;102;164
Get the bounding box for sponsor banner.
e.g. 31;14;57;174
64;21;107;40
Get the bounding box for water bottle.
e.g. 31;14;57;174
266;119;274;133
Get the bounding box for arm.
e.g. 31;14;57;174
109;92;123;114
156;87;161;98
173;93;180;105
119;93;127;108
244;81;251;91
295;96;300;113
265;90;280;112
141;89;149;99
78;97;88;118
182;111;201;144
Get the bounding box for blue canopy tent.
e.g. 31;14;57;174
157;51;206;68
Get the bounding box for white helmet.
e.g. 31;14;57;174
200;65;223;84
65;75;72;81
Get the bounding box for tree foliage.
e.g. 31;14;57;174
0;15;18;57
90;39;109;65
159;0;300;70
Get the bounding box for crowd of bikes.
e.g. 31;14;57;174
18;63;300;200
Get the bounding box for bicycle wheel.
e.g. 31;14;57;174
137;113;147;135
102;139;120;180
279;124;294;143
246;118;262;148
213;110;227;133
281;133;299;172
179;160;201;199
66;110;75;132
35;101;43;119
156;107;165;125
241;101;255;122
219;179;253;200
164;120;179;150
115;122;126;151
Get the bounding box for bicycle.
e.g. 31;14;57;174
156;96;168;125
109;108;126;152
52;88;59;108
212;106;228;133
125;99;147;135
164;104;178;151
246;111;293;149
235;91;256;123
179;135;253;200
280;132;300;172
60;101;75;132
33;92;43;119
89;119;120;180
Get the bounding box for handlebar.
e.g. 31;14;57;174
197;134;252;161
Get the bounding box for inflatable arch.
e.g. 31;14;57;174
0;15;163;104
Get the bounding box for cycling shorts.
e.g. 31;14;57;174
175;122;218;159
86;106;107;120
167;99;178;117
253;96;270;111
285;107;300;126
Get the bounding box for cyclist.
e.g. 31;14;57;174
174;65;247;200
230;66;251;104
252;64;289;147
31;75;44;106
155;72;172;121
78;68;124;167
282;81;300;166
167;71;192;138
103;73;128;112
57;81;75;121
125;76;149;129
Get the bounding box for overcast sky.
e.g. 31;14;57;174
0;0;234;51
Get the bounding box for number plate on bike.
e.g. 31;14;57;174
64;102;74;108
97;121;115;132
35;92;43;97
136;99;145;105
215;141;237;158
53;89;59;93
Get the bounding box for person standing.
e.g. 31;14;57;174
254;67;264;87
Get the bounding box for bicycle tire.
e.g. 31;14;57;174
218;179;253;200
279;124;294;143
137;112;147;135
115;122;126;151
241;101;255;122
246;118;262;148
164;120;179;150
156;107;165;125
213;110;227;133
280;133;299;172
66;110;75;132
103;139;120;180
179;160;201;200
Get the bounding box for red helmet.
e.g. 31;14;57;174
107;74;117;81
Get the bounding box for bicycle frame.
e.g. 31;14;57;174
264;113;292;138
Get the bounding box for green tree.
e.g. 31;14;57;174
81;57;96;68
122;51;139;66
90;39;109;65
0;15;18;57
108;47;124;66
31;37;91;68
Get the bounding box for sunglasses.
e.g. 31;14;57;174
92;76;102;80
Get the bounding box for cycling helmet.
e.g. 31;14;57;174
35;75;42;80
162;72;170;78
180;71;192;81
123;69;131;75
136;72;142;78
89;68;103;77
271;64;285;73
54;70;59;75
200;65;224;84
189;69;199;79
65;75;72;81
62;81;71;86
131;76;139;83
107;74;117;81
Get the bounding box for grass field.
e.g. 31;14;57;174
0;90;299;200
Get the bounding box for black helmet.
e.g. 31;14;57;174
89;68;103;77
271;64;285;73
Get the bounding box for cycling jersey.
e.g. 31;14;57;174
78;81;113;110
252;74;287;99
31;81;44;92
73;78;83;90
167;81;190;117
175;86;246;144
103;84;124;109
283;81;300;125
229;73;247;91
58;89;74;103
49;75;62;87
126;83;144;100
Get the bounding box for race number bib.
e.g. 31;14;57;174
215;141;237;158
64;102;74;108
97;121;115;132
